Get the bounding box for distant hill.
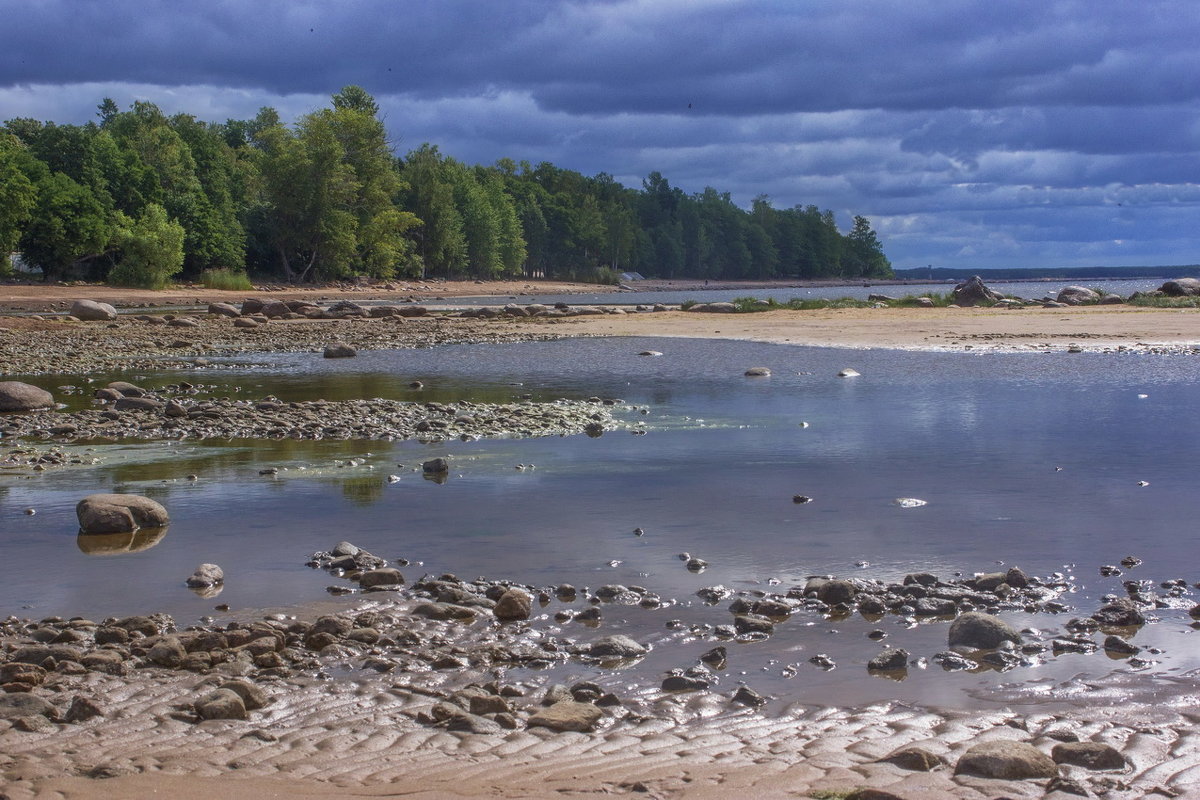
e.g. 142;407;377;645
893;266;1200;282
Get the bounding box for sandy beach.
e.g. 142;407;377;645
3;280;1200;799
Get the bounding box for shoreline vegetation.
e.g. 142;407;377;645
2;277;1200;799
2;88;891;292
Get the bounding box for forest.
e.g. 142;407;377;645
0;86;892;287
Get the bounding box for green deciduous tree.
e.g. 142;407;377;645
842;215;892;278
108;203;185;288
18;169;114;281
0;133;37;273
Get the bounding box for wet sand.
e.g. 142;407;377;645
4;286;1200;798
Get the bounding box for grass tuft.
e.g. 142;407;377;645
199;269;255;291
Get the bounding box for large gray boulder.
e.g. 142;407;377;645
0;381;54;411
951;275;1002;306
77;494;170;534
1161;278;1200;296
207;302;241;318
954;740;1057;779
323;342;357;358
1057;286;1099;305
948;611;1021;649
71;299;118;321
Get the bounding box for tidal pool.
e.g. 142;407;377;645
4;337;1200;708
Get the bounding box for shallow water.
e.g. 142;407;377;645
5;337;1200;708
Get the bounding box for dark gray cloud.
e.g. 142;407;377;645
3;0;1199;270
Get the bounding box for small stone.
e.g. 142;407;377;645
527;701;603;732
147;636;187;668
879;746;948;771
578;635;648;658
867;648;909;671
64;695;103;723
732;686;766;707
662;675;709;691
1103;634;1140;655
219;680;270;711
1051;741;1127;770
196;688;248;720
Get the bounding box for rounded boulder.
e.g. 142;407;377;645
71;299;118;321
948;611;1021;650
0;381;54;412
77;494;170;534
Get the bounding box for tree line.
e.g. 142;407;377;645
0;86;892;287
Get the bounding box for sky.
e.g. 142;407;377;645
2;0;1199;271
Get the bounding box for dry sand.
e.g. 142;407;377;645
4;283;1200;799
550;304;1200;353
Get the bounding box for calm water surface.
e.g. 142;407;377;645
4;337;1200;707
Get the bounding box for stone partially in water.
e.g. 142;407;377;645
948;611;1022;650
1091;598;1145;627
77;494;169;534
186;563;224;588
422;457;450;474
0;381;54;412
323;342;357;358
577;635;648;658
744;367;771;377
493;588;533;621
867;648;909;672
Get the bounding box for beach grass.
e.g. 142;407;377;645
199;268;255;291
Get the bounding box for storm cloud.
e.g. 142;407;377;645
3;0;1197;269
